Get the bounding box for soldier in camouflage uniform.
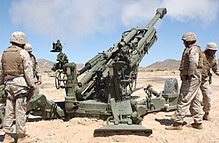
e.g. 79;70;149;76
0;31;36;143
24;43;41;95
201;42;219;121
166;32;203;130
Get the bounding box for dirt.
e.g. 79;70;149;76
1;70;219;143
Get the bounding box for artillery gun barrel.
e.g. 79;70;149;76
146;8;167;28
129;27;155;68
77;46;118;88
130;8;167;68
119;29;138;47
80;8;167;75
78;46;118;75
78;54;102;75
78;59;106;88
118;7;166;49
77;8;167;98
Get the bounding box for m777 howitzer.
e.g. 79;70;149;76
0;8;179;136
49;7;178;136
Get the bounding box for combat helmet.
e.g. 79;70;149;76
10;31;27;45
24;43;33;52
205;42;217;51
182;32;196;42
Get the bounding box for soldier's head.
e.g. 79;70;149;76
205;42;217;56
24;43;33;53
182;32;196;47
10;31;27;47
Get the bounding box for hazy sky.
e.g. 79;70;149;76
0;0;219;66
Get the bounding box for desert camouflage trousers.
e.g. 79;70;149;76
3;96;28;134
200;77;212;113
175;77;202;124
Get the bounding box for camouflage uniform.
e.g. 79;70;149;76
176;44;202;123
30;53;40;95
25;43;41;95
201;42;219;120
166;32;203;130
0;31;35;142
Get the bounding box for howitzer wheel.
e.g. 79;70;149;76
55;70;67;89
93;124;152;137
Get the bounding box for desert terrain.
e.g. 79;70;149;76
1;69;219;143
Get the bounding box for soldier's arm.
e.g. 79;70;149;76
212;57;219;76
0;56;5;84
20;49;36;88
32;54;42;84
0;70;3;85
188;47;200;76
35;60;40;79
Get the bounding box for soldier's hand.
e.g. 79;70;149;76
37;79;42;85
36;74;42;84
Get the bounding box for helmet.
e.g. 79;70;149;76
24;43;33;52
10;31;27;45
205;42;217;51
182;32;196;42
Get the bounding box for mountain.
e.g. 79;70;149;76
145;59;180;70
37;58;181;72
37;59;84;72
37;59;54;72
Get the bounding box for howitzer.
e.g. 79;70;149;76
50;8;178;135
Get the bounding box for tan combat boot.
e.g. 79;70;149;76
203;112;211;121
3;133;14;143
165;122;183;130
17;133;35;143
187;123;203;129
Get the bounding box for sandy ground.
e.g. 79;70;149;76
1;70;219;143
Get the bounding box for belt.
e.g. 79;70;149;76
5;74;24;80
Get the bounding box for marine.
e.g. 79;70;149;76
24;43;42;95
201;42;219;121
0;31;36;143
166;32;203;130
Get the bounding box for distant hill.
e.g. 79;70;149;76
37;59;84;72
0;55;182;71
37;58;181;72
3;58;216;72
145;59;180;70
37;59;54;72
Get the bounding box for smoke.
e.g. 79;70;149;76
10;0;219;39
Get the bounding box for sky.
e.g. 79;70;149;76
0;0;219;67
